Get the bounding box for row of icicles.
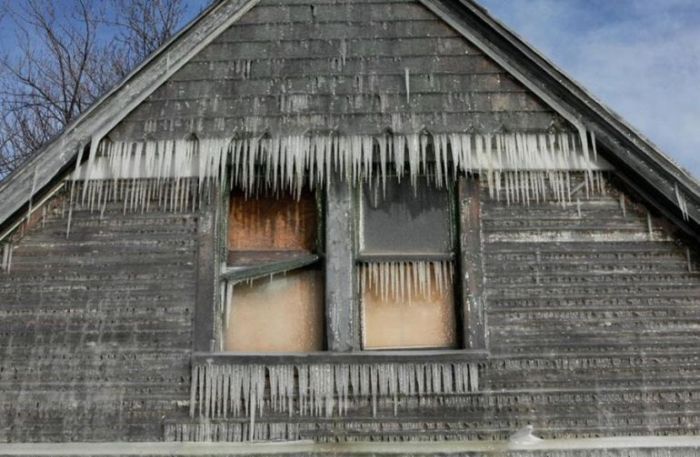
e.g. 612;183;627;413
359;261;454;304
190;361;480;422
74;131;612;211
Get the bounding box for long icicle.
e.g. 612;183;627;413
79;130;607;211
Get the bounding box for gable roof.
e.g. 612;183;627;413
1;0;698;238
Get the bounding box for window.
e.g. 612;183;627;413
222;188;324;352
358;177;458;350
207;174;485;354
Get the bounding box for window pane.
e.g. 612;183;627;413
360;177;452;255
360;262;457;350
228;189;317;254
224;270;324;352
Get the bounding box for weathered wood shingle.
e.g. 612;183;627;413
109;0;562;141
1;0;700;446
0;201;197;441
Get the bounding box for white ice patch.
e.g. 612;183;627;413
74;131;613;211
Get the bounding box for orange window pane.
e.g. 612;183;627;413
224;270;324;353
228;189;317;253
360;262;457;350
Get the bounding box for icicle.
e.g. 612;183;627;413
26;166;39;226
404;68;411;104
358;261;454;303
675;183;690;222
620;194;627;217
339;39;348;69
191;361;479;424
1;242;11;273
687;248;693;273
647;212;654;241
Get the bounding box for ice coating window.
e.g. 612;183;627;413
359;177;457;350
224;270;324;352
224;188;324;353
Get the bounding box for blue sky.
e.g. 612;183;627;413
478;0;700;178
2;0;698;179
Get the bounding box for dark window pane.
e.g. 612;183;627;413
360;177;452;255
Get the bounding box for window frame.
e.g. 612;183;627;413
192;174;487;355
355;175;461;351
218;186;327;352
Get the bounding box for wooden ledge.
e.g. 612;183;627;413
192;350;489;365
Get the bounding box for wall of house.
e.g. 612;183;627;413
1;0;700;445
0;197;197;441
1;177;698;443
480;177;700;438
167;176;700;443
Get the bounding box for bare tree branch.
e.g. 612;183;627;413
0;0;187;179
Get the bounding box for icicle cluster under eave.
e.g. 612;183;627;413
74;131;611;203
190;361;480;422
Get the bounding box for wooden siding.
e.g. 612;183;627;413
1;0;699;446
479;176;700;438
0;182;698;443
0;198;197;441
108;0;563;142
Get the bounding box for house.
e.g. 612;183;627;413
0;0;699;455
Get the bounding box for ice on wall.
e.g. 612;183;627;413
73;131;614;211
1;242;11;273
190;361;480;422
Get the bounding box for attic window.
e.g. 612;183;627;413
358;177;458;350
222;188;324;352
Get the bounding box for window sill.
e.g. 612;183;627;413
192;349;488;365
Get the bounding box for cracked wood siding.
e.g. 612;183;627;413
0;199;197;442
107;0;564;142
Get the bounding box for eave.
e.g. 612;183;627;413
422;0;700;238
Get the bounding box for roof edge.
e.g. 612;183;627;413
0;0;259;228
424;0;699;231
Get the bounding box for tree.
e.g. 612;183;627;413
0;0;188;178
106;0;187;80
